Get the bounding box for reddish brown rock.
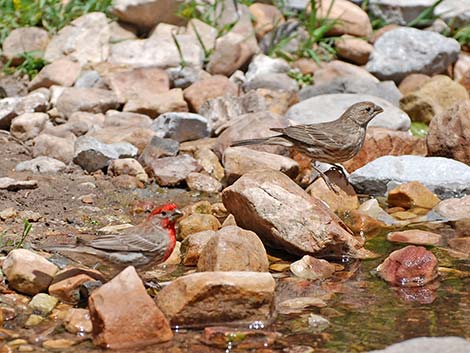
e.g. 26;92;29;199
313;60;378;85
249;3;285;38
206;33;253;76
335;35;373;65
2;27;49;65
448;238;470;254
183;75;239;112
222;170;373;259
434;195;470;221
339;209;388;239
29;58;81;90
197;226;269;272
181;230;217;266
290;255;336;280
2;249;58;295
306;177;359;212
202;326;281;350
49;267;105;304
156;271;275;327
370;24;401;43
223;146;299;184
124;88;188;118
400;75;469;123
178;213;221;239
64;308;93;334
387;230;442;246
145;154;201;186
427;100;470;164
398;73;431;95
343;127;427;173
377;245;438;287
106;67;169;104
88;266;172;349
186;172;222;193
387;181;440;210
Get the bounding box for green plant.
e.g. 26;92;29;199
453;26;470;46
0;0;113;45
3;51;48;79
0;219;32;250
288;69;314;87
16;219;32;248
407;0;444;27
410;121;428;138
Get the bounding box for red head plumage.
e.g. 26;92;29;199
148;203;178;218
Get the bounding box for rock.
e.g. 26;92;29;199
207;32;254;76
156;271;275;327
250;3;285;38
124;88;188;118
194;148;224;181
314;60;379;85
369;0;435;25
56;88;120;119
398;73;432;95
109;21;138;42
0;177;38;191
87;126;155;153
28;59;81;90
366;28;460;82
28;293;58;315
340;209;388;239
186;19;217;53
139;136;179;168
44;12;110;66
110;0;184;31
0;207;17;220
167;66;211;89
365;336;470;353
88;266;172;349
2;249;58;295
222;170;371;258
427;100;470;164
300;76;401;106
108;158;148;183
335;36;373;65
223;147;299;184
74;70;105;89
15;157;66;174
150;112;210;142
10;112;50;141
286;94;410;131
73;136;137;172
181;230;217;266
0;97;20;129
448;238;470;254
244;72;298;93
64;308;93;334
387;230;442;246
1;27;49;65
48;267;105;304
109;34;203;69
400;75;469;123
106;67;169;104
316;0;372;37
202;326;281;350
306;177;359;212
145;154;200;186
377;245;438;286
214;111;288;157
290;255;336;280
184;75;239;112
434;195;470;221
342;127;427;173
33;133;75;164
349;155;470;199
179;214;221;239
435;0;470;27
387;181;440;210
186;172;222;193
358;199;400;226
197;226;269;272
104;111;151;128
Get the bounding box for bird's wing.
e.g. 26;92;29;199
87;222;161;252
278;124;341;147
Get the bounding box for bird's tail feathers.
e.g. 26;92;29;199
231;135;292;148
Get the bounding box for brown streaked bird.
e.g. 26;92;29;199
231;101;384;190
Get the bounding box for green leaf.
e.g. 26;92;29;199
410;121;429;138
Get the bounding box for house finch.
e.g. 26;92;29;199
38;203;183;273
231;101;384;190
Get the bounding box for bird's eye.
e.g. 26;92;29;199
161;211;167;217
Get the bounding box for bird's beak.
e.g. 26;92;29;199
374;105;384;114
170;209;184;222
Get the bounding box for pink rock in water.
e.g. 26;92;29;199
88;266;172;349
377;245;438;287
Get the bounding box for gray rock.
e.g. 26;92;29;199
110;142;138;159
73;136;122;172
150;112;210;142
10;113;50;141
349;155;470;199
244;73;299;92
74;70;104;88
186;172;222;193
286;93;410;131
435;0;470;27
299;76;402;106
166;67;212;89
15;157;66;173
0;97;22;130
366;27;460;82
365;336;470;353
139;136;180;167
146;154;200;186
0;177;38;191
369;0;434;25
104;110;152;128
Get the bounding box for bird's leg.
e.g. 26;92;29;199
310;162;340;194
